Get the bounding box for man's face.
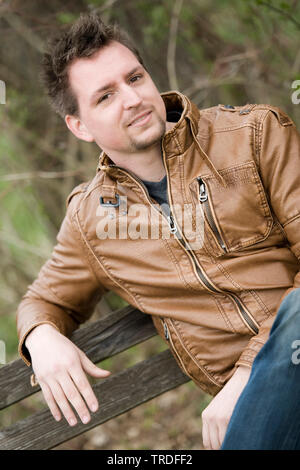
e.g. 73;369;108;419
67;41;167;158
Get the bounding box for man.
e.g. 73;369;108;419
17;13;300;450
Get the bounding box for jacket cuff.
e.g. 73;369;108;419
235;338;265;369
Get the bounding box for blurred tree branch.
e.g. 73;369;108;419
0;169;87;182
92;0;119;23
96;0;119;13
167;0;184;90
3;12;45;53
183;76;245;98
258;1;300;29
0;230;49;259
0;0;11;17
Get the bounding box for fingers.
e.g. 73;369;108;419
218;419;229;449
47;377;79;426
77;348;111;378
208;422;220;450
69;365;99;414
33;344;111;427
39;370;98;426
56;373;93;425
202;418;220;450
202;419;209;449
202;407;226;450
39;381;62;423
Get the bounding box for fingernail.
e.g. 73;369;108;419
82;415;90;424
91;403;98;412
54;415;61;422
69;418;77;426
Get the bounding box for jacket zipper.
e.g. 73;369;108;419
197;177;227;253
110;165;178;235
114;166;222;292
108;159;259;336
231;294;259;334
167;215;177;234
161;318;192;379
195;177;259;333
160;317;221;387
159;146;259;336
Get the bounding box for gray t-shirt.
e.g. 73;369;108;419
141;108;182;218
142;175;170;217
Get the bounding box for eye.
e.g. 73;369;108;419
130;74;143;83
97;92;112;104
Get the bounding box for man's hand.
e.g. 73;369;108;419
201;365;251;450
25;324;111;426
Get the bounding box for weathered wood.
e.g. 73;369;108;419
0;349;190;450
0;306;156;409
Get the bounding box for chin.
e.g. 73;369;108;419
132;138;161;151
132;122;166;151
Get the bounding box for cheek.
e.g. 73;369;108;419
88;112;125;146
160;102;167;121
153;94;167;121
93;121;127;150
96;129;124;149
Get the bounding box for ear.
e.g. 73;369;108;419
65;114;94;142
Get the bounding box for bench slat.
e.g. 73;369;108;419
0;306;157;409
0;349;189;450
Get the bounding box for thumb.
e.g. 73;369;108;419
78;349;111;378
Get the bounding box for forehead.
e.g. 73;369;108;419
68;41;141;102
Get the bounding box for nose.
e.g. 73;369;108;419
122;85;142;109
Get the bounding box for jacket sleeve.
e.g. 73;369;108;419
17;191;106;366
235;107;300;369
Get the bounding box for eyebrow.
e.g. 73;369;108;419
90;66;143;104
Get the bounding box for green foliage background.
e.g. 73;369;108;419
0;0;299;448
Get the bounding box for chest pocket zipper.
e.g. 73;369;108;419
197;177;228;253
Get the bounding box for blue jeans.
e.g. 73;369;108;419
221;288;300;450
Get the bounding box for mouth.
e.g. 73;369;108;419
128;111;152;127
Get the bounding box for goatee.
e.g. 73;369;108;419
129;118;166;151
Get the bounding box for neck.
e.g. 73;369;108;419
110;142;165;182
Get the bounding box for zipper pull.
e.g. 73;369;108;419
163;321;169;340
197;177;208;203
160;316;169;340
168;215;177;234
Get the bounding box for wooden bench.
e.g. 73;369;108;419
0;305;190;450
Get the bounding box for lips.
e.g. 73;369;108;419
128;111;152;127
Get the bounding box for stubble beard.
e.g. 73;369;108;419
128;116;166;151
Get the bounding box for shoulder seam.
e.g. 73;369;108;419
66;181;91;209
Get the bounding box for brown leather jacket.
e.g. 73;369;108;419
17;91;300;396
